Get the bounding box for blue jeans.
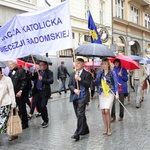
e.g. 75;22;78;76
59;77;67;92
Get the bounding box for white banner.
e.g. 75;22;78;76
0;1;73;61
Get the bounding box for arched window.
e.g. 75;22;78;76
116;36;125;52
131;41;141;56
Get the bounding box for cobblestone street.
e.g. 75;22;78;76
1;91;150;150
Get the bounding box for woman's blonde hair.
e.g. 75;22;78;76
102;57;111;70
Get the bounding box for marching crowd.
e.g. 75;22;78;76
0;57;149;142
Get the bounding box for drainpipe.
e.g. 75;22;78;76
45;0;51;57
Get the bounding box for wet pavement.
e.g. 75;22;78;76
1;90;150;150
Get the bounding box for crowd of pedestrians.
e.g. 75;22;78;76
0;59;54;141
0;57;149;142
69;57;149;141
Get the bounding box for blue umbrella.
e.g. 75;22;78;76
128;55;143;61
139;59;150;65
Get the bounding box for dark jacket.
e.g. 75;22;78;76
68;69;91;102
57;65;70;79
9;68;27;94
32;69;54;97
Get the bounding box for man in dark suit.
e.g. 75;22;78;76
8;60;28;130
68;58;92;141
32;61;53;128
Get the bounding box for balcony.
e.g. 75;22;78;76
129;0;150;6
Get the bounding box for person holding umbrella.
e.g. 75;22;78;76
96;58;118;136
31;61;53;128
111;59;128;122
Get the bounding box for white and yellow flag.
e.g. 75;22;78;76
101;79;110;98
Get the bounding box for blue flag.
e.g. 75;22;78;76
88;10;102;44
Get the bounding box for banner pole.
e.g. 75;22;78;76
72;48;79;91
31;55;40;76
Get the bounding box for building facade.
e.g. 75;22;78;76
113;0;150;56
0;0;112;57
69;0;112;48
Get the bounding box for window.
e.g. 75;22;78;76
84;0;90;19
100;1;104;24
59;49;73;57
116;0;124;19
131;6;139;24
145;14;150;29
84;35;90;42
72;32;75;39
116;37;125;52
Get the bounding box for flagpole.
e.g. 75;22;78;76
110;90;132;117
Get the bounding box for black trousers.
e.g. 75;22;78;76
111;94;125;119
34;91;49;122
26;98;31;108
90;82;95;98
16;93;28;126
30;97;40;115
91;88;95;98
73;98;89;135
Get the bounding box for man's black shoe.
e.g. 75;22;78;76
41;122;48;128
71;134;80;141
59;91;61;95
80;130;89;136
22;124;29;129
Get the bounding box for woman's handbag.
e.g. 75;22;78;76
118;83;122;93
7;108;22;136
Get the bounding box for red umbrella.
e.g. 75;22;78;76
25;62;39;70
17;59;25;68
25;62;34;68
109;54;140;70
84;61;100;67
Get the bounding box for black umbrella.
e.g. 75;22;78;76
0;61;6;68
75;43;115;58
20;55;52;65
